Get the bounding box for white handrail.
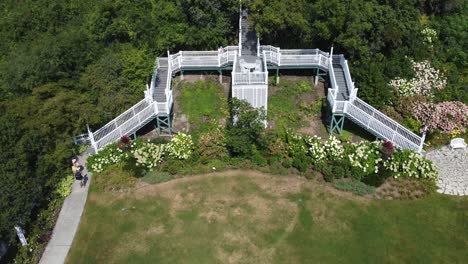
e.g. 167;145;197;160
351;98;422;142
92;99;150;140
263;50;268;83
238;4;242;56
328;57;338;98
165;59;172;110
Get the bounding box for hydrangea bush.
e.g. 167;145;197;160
323;136;344;160
285;129;307;155
87;143;129;173
413;101;468;133
133;142;165;170
348;141;382;176
421;27;437;45
304;135;325;164
166;133;194;160
389;60;446;97
383;150;438;181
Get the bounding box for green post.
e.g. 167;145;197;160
156;116;161;135
329;113;345;136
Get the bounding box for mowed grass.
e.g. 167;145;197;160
67;171;468;263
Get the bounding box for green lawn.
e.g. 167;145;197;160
177;80;228;139
67;171;468;263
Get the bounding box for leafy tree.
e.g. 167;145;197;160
226;98;266;157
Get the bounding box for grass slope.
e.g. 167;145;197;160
177;80;228;139
67;172;468;263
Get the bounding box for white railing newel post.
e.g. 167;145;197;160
87;124;98;153
418;126;428;153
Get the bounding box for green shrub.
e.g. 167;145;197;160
55;175;74;198
334;179;376;196
198;127;229;159
363;168;392;187
141;170;175;184
77;143;89;154
252;147;268;166
162;159;187;175
322;164;334;182
333;166;346;179
329;159;352;179
402;116;422;134
292;153;309;172
150;137;170;144
282;158;293;168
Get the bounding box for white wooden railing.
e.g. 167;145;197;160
168;46;238;72
232;72;267;85
260;46;329;69
345;98;423;151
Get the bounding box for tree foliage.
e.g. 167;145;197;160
0;0;239;256
250;0;467;107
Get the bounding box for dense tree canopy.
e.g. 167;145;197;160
249;0;467;107
0;0;239;253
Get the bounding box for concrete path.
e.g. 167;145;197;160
426;146;468;196
39;150;92;264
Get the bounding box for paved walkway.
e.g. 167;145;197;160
426;146;468;196
39;150;92;264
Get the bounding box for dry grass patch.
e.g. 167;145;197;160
68;170;468;264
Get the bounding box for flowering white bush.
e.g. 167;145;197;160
348;141;382;175
422;27;437;45
304;135;325;163
383;150;438;181
389;60;446;97
133;142;165;170
166;133;194;159
323;136;344;160
285;129;307;155
88;144;129;173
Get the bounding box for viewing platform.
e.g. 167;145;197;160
79;6;427;154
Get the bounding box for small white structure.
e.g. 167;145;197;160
450;138;467;149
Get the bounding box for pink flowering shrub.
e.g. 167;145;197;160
413;101;468;133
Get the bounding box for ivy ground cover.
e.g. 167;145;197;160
67;172;468;263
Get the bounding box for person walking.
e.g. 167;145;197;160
82;175;89;187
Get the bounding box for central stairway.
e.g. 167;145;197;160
240;9;256;57
332;63;350;101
